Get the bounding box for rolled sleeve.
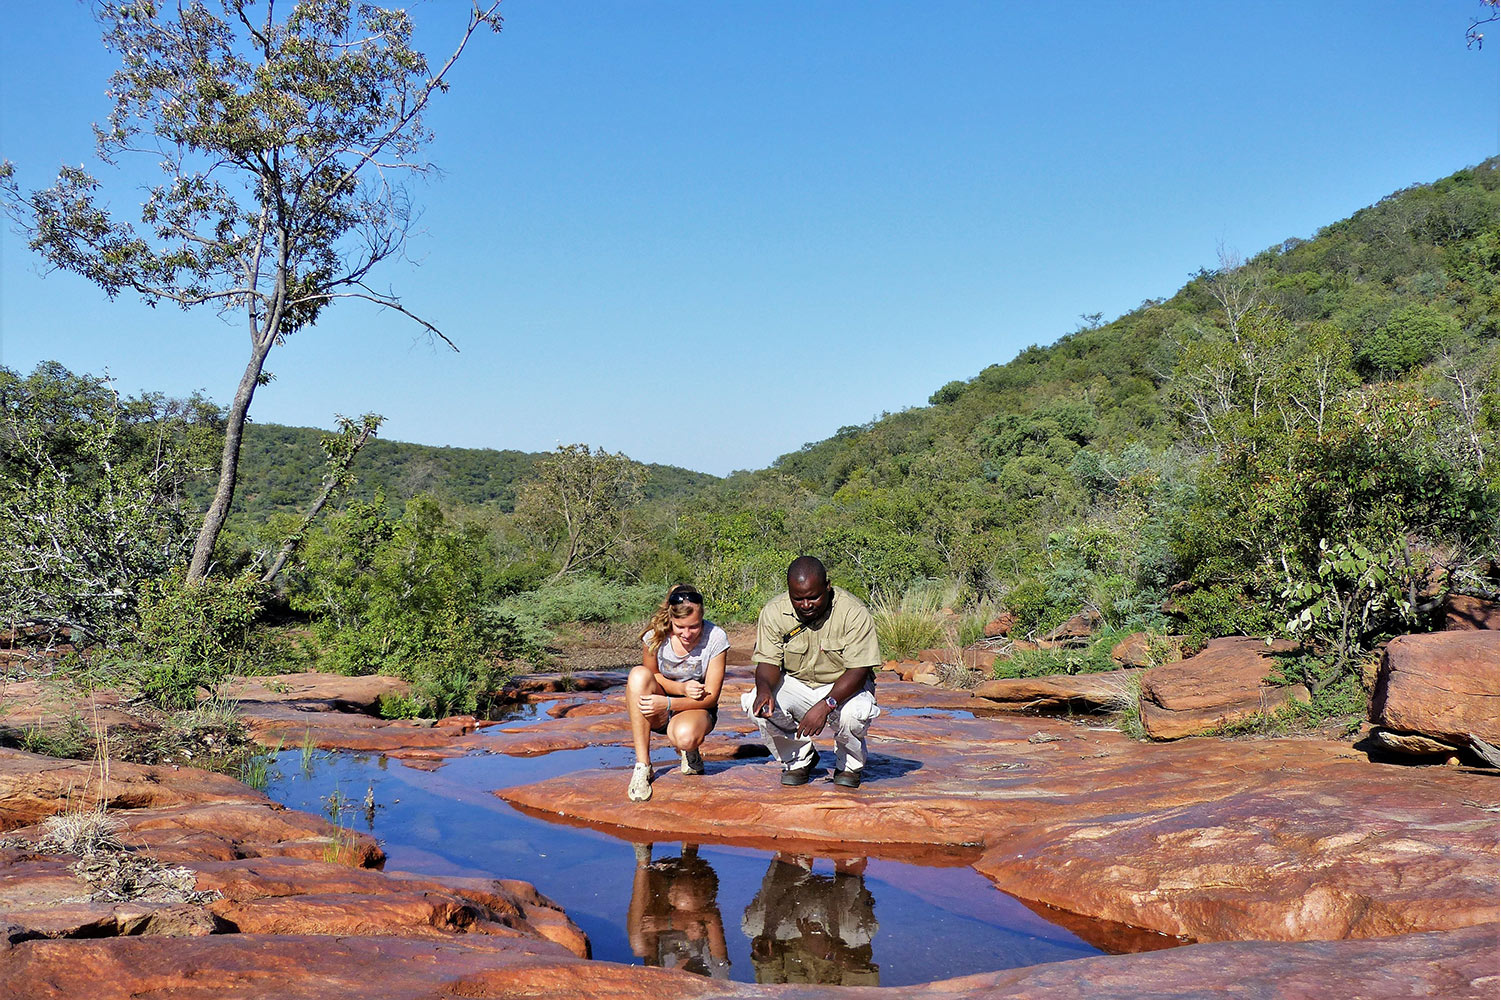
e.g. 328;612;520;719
839;607;883;670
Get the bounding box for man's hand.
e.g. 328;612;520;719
752;686;774;718
797;700;832;737
751;662;781;718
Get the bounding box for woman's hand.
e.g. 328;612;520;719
683;680;706;701
637;694;667;717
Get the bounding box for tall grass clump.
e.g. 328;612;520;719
872;589;946;661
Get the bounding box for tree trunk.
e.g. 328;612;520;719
186;335;274;584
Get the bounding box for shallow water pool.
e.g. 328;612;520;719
265;747;1129;986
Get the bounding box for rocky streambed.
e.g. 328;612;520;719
0;649;1496;999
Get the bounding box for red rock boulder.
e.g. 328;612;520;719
1443;595;1499;631
972;669;1141;713
1138;637;1307;740
984;613;1016;638
1370;631;1500;747
1111;633;1186;668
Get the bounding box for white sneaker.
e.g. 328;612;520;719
679;748;704;775
627;762;652;802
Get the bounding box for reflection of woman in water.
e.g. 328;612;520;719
627;843;731;979
741;853;879;986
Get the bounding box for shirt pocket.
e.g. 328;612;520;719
784;633;811;670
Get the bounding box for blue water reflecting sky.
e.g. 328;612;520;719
265;747;1101;986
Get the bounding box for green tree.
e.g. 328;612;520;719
515;444;648;580
0;363;220;644
290;493;503;716
1;1;501;585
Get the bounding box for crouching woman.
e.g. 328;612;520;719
626;585;727;802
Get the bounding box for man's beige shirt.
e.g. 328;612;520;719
752;586;882;685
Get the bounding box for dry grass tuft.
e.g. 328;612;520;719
39;809;125;857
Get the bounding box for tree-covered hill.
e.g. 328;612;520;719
224;423;718;521
3;160;1493;722
772;159;1497;496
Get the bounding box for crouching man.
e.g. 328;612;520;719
742;556;881;788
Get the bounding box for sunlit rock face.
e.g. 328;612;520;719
495;676;1497;946
1137;636;1308;739
1371;631;1499;748
2;660;1496;999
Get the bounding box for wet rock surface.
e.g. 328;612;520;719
2;652;1497;998
2;919;1493;999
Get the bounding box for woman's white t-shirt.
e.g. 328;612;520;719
645;622;729;683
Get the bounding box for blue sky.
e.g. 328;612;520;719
2;2;1497;477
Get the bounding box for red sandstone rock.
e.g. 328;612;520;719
972;669;1141;712
1443;594;1499;630
1044;609;1103;643
500;709;1497;945
221;671;412;712
1371;631;1500;746
0;925;1492;999
1138;636;1307;739
0;681;154;742
1138;683;1310;740
984;613;1016;638
1111;632;1185;668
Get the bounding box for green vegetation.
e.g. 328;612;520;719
1;160;1494;740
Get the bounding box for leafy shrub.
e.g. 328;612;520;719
992;631;1125;679
128;574;266;709
495;576;661;627
290;493;512;716
1172;584;1278;648
0;363;219;645
1001;577;1073;637
376;692;423;720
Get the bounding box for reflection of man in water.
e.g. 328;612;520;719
741;853;879;986
627;843;730;979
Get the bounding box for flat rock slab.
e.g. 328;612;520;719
1371;631;1499;747
498;711;1497;944
0;922;1492;999
1139;637;1308;739
0;748;584;961
972;669;1140;712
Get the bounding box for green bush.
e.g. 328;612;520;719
1172;584;1278;648
1001;577;1073;638
128;574;265;709
290;493;512;716
992;631;1125;679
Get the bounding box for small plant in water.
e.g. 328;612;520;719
239;737;281;790
321;787;355;862
300;729;317;772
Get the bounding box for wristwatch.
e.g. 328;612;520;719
824;696;839;710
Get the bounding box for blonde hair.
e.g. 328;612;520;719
644;584;703;651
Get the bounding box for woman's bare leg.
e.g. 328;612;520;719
626;665;664;765
666;710;712;752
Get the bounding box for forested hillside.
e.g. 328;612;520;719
4;160;1494;718
226;423;718;518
